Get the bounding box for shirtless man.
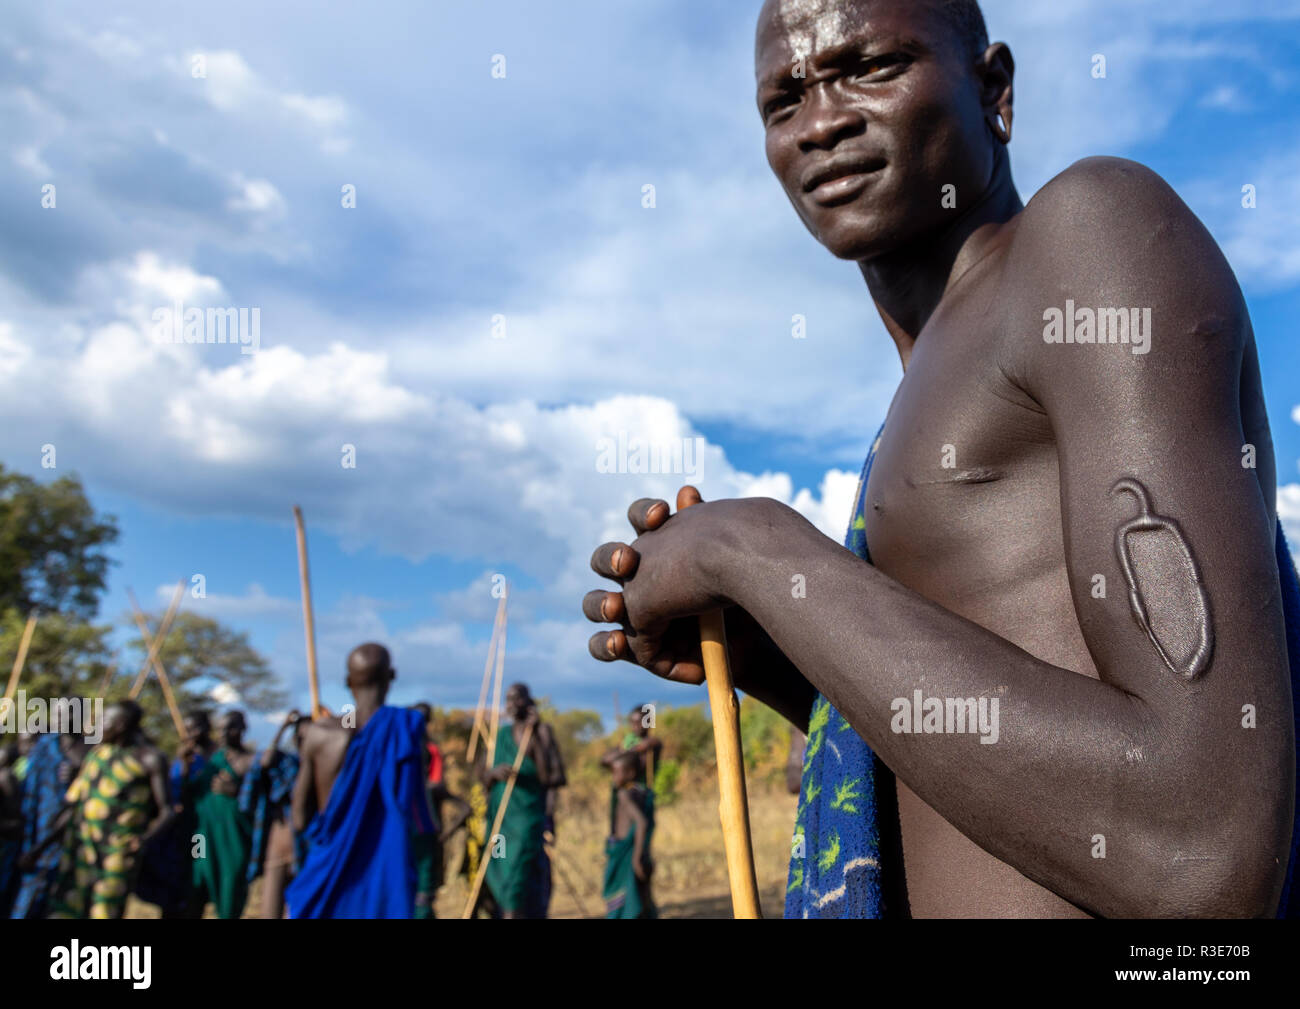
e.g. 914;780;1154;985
287;643;435;918
584;0;1296;918
601;705;663;790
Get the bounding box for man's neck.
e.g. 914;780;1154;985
351;689;386;730
860;155;1023;370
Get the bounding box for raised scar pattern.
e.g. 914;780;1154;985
1110;478;1214;681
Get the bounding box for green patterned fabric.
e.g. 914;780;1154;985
50;743;154;919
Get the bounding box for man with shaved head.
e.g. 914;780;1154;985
585;0;1300;918
286;643;435;918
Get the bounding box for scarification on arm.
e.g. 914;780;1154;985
1111;477;1214;680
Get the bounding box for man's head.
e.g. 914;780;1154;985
346;643;395;700
218;710;246;746
505;683;534;721
183;710;212;744
626;705;650;737
755;0;1012;262
610;749;640;788
102;701;143;745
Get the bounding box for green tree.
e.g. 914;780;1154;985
127;611;288;742
0;467;118;618
0;609;115;700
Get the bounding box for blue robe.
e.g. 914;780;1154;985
286;707;432;919
10;734;67;919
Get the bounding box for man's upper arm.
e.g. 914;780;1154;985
291;731;316;832
1008;159;1292;835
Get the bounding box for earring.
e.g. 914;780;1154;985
988;112;1011;145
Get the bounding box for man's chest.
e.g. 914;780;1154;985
861;336;1063;612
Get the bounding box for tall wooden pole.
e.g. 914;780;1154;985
3;613;37;702
485;591;509;762
679;487;761;919
467;592;507;762
293;506;322;720
462;719;534;918
130;580;185;698
127;591;187;737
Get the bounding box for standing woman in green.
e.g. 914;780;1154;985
192;710;254;918
481;684;562;918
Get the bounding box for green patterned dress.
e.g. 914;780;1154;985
50;743;155;919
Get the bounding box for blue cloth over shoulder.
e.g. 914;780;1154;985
286;706;432;919
239;749;300;883
786;425;1300;918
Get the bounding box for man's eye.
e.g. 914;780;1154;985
764;95;799;123
853;54;907;79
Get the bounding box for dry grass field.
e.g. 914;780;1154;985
123;780;798;919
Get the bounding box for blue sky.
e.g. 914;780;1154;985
2;1;1299;741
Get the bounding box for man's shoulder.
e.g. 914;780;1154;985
998;157;1245;383
1018;156;1180;237
301;719;348;751
137;745;166;772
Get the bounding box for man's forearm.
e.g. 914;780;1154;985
724;606;817;731
716;503;1286;916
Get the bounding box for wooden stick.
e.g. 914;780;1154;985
466;593;507;761
96;662;119;698
462;719;534;918
127;590;187;737
676;485;761;919
129;581;185;698
699;610;762;919
293;506;322;720
485;593;509;762
3;613;37;702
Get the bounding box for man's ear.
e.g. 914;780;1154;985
979;41;1015;144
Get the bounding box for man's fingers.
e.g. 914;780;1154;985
675;485;704;511
663;660;706;685
582;589;626;624
588;629;629;662
590;541;640;581
627;498;671;535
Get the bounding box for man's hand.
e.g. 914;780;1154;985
583;487;738;684
489;764;514;783
583;487;817;728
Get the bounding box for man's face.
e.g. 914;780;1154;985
506;686;528;719
220;714;244;745
102;707;130;744
755;0;991;261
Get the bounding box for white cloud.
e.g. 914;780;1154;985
155;582;298;621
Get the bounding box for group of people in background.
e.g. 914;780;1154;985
0;642;662;919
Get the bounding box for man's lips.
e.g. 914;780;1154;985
801;154;887;206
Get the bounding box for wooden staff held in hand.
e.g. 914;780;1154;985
585;486;762;919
